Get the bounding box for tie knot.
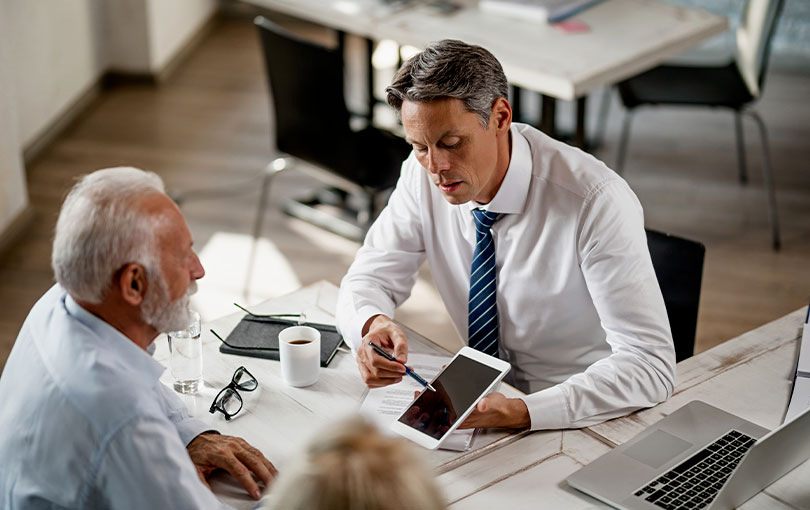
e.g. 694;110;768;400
472;209;499;230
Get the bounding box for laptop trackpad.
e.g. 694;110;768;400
623;430;694;469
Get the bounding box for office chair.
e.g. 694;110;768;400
615;0;784;249
253;16;411;241
646;229;706;363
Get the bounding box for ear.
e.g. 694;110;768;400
490;97;512;133
118;263;147;306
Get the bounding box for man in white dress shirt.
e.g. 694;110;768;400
336;40;676;431
0;167;275;508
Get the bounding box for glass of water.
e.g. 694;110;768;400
167;310;202;394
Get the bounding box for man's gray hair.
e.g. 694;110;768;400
52;167;167;304
386;39;509;127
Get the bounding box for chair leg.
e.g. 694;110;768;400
734;111;748;185
616;110;634;175
243;158;287;299
593;86;612;150
744;110;781;250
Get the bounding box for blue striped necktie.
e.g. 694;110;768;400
468;209;500;358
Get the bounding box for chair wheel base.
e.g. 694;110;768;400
282;191;369;242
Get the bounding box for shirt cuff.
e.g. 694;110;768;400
519;385;570;430
176;416;216;446
348;305;390;351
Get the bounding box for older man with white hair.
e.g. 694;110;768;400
0;167;276;509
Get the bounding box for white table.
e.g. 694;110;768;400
154;281;531;508
246;0;727;143
248;0;726;101
156;281;809;509
447;307;810;510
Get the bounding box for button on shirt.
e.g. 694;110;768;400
0;285;226;509
337;123;675;430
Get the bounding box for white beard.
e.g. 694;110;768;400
142;276;197;333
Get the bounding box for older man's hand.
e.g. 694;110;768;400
187;433;277;500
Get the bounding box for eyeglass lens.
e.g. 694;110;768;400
217;387;244;418
232;366;258;391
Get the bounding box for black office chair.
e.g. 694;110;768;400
646;229;706;363
253;16;411;241
616;0;784;250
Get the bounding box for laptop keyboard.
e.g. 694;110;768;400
633;429;756;510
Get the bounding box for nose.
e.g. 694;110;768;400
191;252;205;280
426;149;450;175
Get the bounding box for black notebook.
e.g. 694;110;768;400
219;316;344;367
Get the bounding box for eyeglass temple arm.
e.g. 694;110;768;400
233;302;299;319
210;329;279;351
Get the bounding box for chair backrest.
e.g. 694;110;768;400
646;229;706;363
254;16;354;169
735;0;785;98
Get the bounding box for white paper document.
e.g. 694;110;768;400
359;352;476;451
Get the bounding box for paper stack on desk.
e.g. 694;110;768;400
479;0;603;23
785;306;810;423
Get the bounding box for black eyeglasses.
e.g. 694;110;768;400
209;366;258;421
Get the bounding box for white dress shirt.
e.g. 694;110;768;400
337;123;675;430
0;285;226;509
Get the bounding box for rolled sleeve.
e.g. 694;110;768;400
156;382;218;445
336;155;427;351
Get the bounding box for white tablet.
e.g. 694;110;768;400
390;346;511;449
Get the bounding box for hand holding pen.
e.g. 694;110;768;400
368;341;436;392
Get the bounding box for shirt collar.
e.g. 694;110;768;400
64;294;165;385
465;124;532;216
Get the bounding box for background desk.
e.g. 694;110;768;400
154;282;808;509
245;0;727;142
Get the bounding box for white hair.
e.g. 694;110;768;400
52;166;167;304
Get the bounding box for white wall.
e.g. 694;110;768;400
5;0;105;147
0;0;219;240
0;0;30;235
102;0;151;73
146;0;217;72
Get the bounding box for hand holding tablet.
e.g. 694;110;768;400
390;347;511;449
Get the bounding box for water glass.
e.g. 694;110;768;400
168;310;203;394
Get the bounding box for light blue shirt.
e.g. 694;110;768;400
0;285;226;509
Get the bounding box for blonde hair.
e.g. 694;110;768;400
261;416;446;510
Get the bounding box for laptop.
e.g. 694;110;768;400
567;400;810;510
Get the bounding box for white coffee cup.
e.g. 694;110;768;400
278;325;320;387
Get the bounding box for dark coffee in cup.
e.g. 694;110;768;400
289;339;312;345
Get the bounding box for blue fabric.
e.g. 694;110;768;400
0;285;224;510
468;209;500;357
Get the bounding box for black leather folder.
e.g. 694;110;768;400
218;316;344;367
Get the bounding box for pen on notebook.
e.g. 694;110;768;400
368;341;436;392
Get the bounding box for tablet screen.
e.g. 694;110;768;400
397;354;500;440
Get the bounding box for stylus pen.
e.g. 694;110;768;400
368;341;436;392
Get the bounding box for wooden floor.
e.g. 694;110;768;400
1;14;809;371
